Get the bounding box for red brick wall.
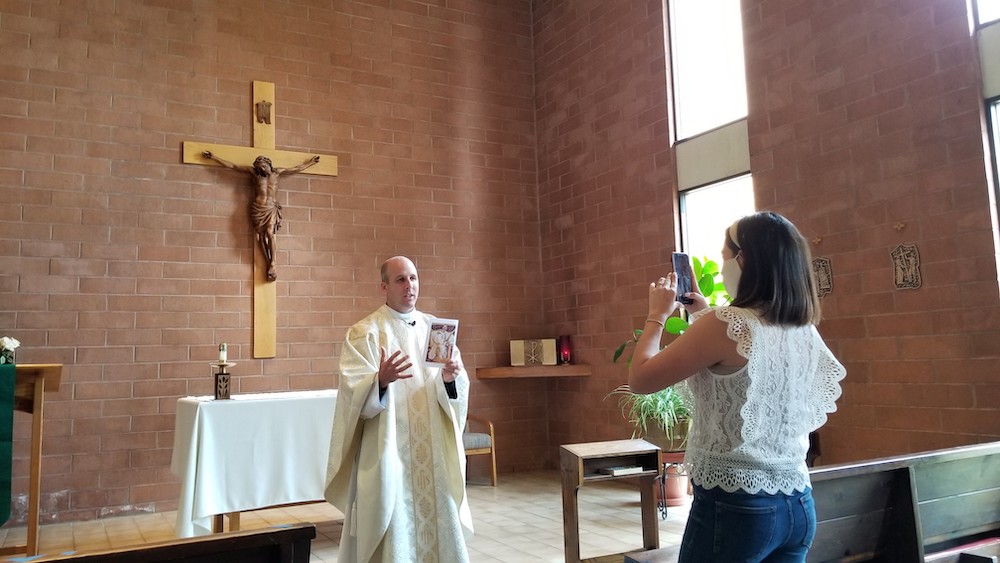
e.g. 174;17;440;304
532;0;679;452
0;0;541;523
536;0;1000;467
3;0;1000;525
742;0;1000;462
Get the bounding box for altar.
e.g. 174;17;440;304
170;389;338;538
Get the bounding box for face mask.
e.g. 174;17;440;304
721;256;742;299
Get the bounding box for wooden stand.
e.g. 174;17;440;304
659;451;689;509
212;362;234;400
213;512;241;534
0;364;62;557
560;439;660;563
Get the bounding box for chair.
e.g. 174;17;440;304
463;414;497;486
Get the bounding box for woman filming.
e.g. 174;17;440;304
628;211;846;562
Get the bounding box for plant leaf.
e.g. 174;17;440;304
701;259;719;276
612;341;627;363
665;317;689;334
697;273;714;296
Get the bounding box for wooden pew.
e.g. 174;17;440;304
809;441;1000;562
914;444;1000;555
39;524;316;563
808;456;922;561
808;442;1000;563
625;441;1000;563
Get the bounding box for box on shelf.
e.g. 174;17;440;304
510;339;557;366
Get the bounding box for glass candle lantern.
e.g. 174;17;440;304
558;335;572;364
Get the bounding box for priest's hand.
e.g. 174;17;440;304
378;347;413;388
442;358;463;383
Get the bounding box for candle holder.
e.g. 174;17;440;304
558;335;572;365
210;362;235;400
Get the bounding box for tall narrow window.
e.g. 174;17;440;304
668;0;754;273
977;0;1000;25
679;175;756;267
668;0;748;140
988;99;1000;193
978;5;1000;243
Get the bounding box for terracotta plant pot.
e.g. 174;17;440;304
662;463;690;507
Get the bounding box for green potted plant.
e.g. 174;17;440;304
607;382;691;452
609;256;728;452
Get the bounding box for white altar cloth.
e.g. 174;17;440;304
170;389;337;538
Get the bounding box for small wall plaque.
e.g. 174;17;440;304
812;257;833;297
891;243;921;290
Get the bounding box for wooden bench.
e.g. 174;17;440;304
625;441;1000;563
810;441;1000;562
40;524;316;563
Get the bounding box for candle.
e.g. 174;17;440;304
218;342;228;364
558;335;572;364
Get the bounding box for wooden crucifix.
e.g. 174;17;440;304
182;81;338;359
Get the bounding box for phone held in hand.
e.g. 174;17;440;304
672;252;694;305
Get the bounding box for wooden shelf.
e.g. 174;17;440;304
475;364;591;379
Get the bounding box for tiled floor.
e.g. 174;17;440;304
0;470;689;562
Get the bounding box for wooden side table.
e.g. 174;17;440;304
560;439;661;563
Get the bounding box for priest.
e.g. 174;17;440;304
325;256;473;562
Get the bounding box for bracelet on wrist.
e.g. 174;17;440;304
644;318;665;328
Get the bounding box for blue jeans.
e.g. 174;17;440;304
678;485;816;563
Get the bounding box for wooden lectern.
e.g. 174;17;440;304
0;364;62;557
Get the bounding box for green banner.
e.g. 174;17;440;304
0;363;13;525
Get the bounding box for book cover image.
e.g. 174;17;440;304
425;318;458;367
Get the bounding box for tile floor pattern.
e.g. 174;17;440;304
0;470;689;562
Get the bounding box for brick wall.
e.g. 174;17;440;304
3;0;1000;525
0;0;541;523
531;0;679;451
535;0;1000;466
742;0;1000;462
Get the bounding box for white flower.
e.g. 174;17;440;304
0;337;20;352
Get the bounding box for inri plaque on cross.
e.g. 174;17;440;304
182;81;338;358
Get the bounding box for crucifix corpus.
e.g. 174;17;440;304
182;81;338;359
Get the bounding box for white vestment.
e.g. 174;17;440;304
325;305;473;563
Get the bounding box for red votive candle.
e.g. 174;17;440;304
558;335;572;364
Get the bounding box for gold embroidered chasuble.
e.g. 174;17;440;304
325;305;472;563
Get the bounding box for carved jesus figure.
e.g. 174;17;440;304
202;151;320;282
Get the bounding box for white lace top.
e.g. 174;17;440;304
682;307;846;495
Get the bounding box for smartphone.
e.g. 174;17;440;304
672;252;694;305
